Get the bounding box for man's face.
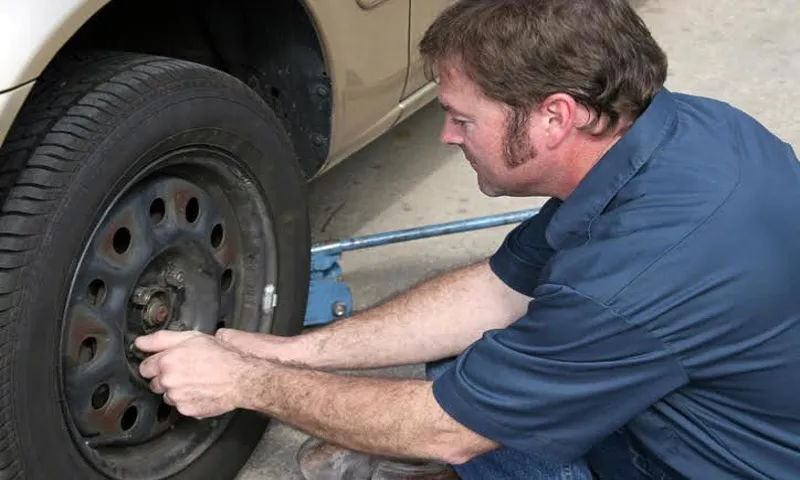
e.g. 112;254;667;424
436;65;542;197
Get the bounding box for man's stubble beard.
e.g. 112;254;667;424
504;109;536;168
461;115;535;169
462;110;538;197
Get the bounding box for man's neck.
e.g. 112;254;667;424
552;125;629;200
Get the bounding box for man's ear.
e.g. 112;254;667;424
537;93;580;148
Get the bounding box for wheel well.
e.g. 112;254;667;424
57;0;332;178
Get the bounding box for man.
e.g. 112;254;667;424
136;0;800;478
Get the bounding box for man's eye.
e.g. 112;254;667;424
452;118;467;126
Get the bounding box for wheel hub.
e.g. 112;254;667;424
131;271;184;331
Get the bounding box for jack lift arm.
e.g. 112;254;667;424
304;207;541;328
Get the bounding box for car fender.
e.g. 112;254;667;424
0;0;110;91
0;0;109;146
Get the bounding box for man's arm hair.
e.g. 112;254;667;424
278;259;531;370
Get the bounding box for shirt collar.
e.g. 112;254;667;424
545;88;678;250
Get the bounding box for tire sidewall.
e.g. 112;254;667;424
12;71;309;478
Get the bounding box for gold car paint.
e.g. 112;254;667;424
305;0;412;173
388;0;457;129
403;0;456;97
0;0;110;146
0;0;110;89
355;0;392;8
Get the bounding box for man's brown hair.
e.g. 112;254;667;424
419;0;668;138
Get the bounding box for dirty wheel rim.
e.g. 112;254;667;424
59;147;278;479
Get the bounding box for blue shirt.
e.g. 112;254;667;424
432;88;800;479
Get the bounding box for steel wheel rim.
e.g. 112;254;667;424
59;147;278;479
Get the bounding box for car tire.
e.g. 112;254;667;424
0;51;310;479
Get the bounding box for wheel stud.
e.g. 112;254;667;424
164;268;184;287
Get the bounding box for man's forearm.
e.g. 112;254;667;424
283;259;531;370
237;360;497;464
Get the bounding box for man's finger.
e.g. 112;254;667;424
139;351;166;379
149;376;165;394
135;329;202;353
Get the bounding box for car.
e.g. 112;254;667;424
0;0;454;478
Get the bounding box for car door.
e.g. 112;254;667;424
402;0;457;98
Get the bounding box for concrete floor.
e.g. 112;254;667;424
237;0;800;478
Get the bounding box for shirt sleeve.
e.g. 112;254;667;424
489;198;561;296
431;283;689;462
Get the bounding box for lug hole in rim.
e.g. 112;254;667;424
78;337;98;364
112;227;132;254
185;197;200;223
149;198;166;224
91;384;110;410
210;223;224;248
221;269;233;292
121;405;139;431
157;401;172;422
87;279;106;306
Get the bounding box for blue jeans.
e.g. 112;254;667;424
425;359;683;480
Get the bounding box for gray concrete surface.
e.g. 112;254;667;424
237;0;800;478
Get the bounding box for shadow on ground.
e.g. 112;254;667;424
307;102;454;243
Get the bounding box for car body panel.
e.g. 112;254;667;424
0;0;448;176
0;0;110;90
403;0;457;98
304;0;411;170
354;0;392;8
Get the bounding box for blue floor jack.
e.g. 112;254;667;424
304;207;541;328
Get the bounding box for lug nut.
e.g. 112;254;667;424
128;340;148;361
143;299;170;327
167;321;187;332
164;269;184;287
131;287;152;306
142;295;171;328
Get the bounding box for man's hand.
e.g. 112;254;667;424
135;330;259;419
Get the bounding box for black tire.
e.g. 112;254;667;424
0;52;310;479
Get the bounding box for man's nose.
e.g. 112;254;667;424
440;121;463;146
